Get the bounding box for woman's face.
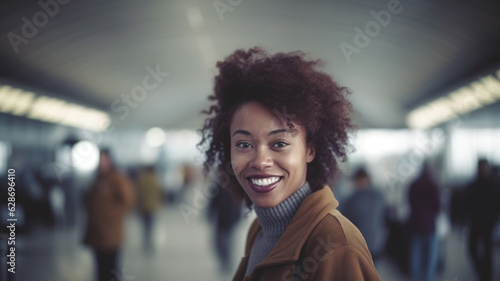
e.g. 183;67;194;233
230;101;315;208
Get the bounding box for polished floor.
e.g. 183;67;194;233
11;200;500;281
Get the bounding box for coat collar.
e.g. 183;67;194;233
249;185;338;271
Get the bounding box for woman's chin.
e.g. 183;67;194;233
249;193;282;209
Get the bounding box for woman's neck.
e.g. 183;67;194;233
254;182;312;237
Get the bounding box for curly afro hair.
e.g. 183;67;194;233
198;47;356;206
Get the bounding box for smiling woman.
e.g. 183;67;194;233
230;101;315;209
199;47;381;280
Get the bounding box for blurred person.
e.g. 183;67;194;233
464;159;500;281
83;149;135;281
342;167;386;262
208;182;242;274
136;165;162;254
182;164;196;187
177;163;197;203
492;165;500;187
199;47;381;280
408;162;441;281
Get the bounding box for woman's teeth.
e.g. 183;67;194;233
250;177;280;186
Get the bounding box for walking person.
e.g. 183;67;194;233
408;162;441;281
342;167;386;263
83;149;135;281
208;183;242;275
137;165;162;254
464;159;500;281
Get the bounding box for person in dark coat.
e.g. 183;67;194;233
208;183;242;274
342;168;386;262
464;159;500;281
408;162;440;281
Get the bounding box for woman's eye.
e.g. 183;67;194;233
273;141;288;148
236;142;251;149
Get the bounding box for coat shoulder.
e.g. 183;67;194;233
306;210;374;263
301;211;380;280
308;212;348;245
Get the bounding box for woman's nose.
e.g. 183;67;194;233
250;147;273;170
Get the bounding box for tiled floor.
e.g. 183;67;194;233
11;201;500;281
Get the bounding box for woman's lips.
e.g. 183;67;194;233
247;177;283;193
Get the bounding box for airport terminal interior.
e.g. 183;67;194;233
1;0;500;280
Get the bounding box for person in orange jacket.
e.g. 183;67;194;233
199;47;381;281
83;149;135;281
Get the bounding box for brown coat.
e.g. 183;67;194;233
233;186;381;281
83;169;135;251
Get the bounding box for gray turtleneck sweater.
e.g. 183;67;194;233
245;182;312;276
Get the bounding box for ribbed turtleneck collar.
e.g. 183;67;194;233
254;182;312;237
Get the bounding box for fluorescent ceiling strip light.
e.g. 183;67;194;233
0;84;110;131
407;69;500;129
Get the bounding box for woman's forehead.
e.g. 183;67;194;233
231;102;287;131
230;102;305;138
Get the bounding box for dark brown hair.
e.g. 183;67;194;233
199;47;355;205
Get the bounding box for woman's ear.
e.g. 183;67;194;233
306;144;316;163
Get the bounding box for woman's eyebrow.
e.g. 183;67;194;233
232;130;251;137
268;129;288;136
232;128;288;137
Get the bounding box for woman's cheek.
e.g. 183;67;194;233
277;151;296;165
230;153;246;175
280;153;305;174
